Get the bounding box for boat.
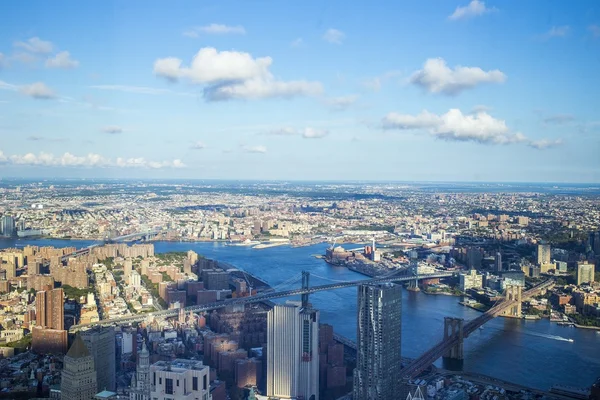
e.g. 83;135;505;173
567;338;574;342
479;327;484;331
225;239;260;247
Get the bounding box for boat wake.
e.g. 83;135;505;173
525;331;574;342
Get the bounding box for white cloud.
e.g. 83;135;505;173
154;47;322;101
19;82;56;99
102;126;123;134
14;37;54;54
323;29;345;44
543;114;575;125
302;128;329;139
0;149;185;169
382;108;559;148
184;24;246;37
362;70;402;91
0;80;17;91
471;105;492;114
588;25;600;38
12;53;37;64
190;141;206;149
448;0;497;20
326;95;359;111
46;51;79;69
266;127;298;136
242;145;267;153
410;58;506;95
528;139;563;150
539;26;570;40
291;38;304;48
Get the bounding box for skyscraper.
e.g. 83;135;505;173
61;334;98;400
0;215;16;237
149;359;212;400
537;244;551;266
32;288;67;354
495;252;503;272
267;303;319;400
354;283;402;400
81;327;116;392
577;262;595;286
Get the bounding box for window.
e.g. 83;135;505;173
165;378;173;395
193;376;198;391
203;374;207;390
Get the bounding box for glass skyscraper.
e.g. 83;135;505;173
354;283;402;400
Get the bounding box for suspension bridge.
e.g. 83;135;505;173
69;270;451;331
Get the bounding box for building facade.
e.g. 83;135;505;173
61;334;98;400
459;270;483;292
130;339;151;400
81;327;116;392
354;283;402;400
149;359;212;400
267;303;319;400
577;262;595;286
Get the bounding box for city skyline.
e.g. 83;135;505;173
1;1;599;182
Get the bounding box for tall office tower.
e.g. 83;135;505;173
590;231;600;254
60;334;98;400
0;215;16;237
577;262;595;286
267;303;320;400
495;252;503;272
149;359;212;400
129;339;151;400
354;283;402;400
81;327;116;391
536;244;551;266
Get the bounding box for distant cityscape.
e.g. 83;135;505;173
0;180;599;399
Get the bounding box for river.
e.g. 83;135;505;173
2;238;599;390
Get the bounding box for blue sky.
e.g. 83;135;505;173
0;0;599;182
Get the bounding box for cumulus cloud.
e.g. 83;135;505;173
153;47;322;101
448;0;497;20
323;29;345;44
410;58;506;95
190;141;206;149
382;108;559;149
543;114;575;125
302;128;329;139
14;37;54;54
326;95;358;111
46;51;79;69
102;126;123;134
0;149;184;169
539;26;570;40
588;25;600;38
184;24;246;37
266;127;298;136
242;145;267;153
19;82;56;99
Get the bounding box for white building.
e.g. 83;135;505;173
130;270;141;289
149;359;211;400
121;331;133;355
459;269;483;292
267;303;319;400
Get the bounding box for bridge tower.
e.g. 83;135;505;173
503;285;522;317
442;317;464;366
301;271;310;307
407;258;420;292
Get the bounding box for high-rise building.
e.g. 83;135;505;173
537;244;551;266
149;359;211;400
61;334;98;400
459;270;483;292
590;231;600;254
354;283;402;400
577;262;595;286
0;215;16;237
267;303;319;400
32;288;67;354
495;252;503;272
81;327;116;392
129;339;151;400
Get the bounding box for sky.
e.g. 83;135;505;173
0;0;599;182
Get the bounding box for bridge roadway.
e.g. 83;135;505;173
59;230;161;261
69;271;452;332
400;279;555;379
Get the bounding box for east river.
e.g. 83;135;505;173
1;238;599;390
